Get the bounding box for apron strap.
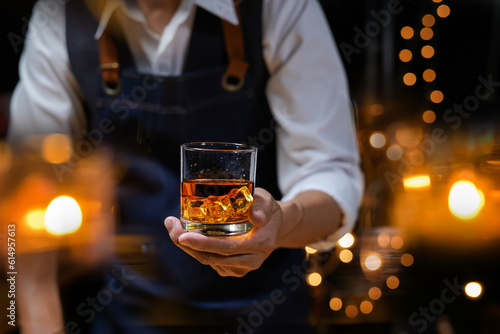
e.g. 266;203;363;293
99;30;122;96
220;0;249;92
98;0;249;95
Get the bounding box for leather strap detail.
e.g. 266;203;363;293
221;0;248;92
99;30;121;96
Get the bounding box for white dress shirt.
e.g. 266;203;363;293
9;0;364;250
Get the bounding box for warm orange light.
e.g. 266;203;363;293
330;297;342;311
403;174;431;190
338;233;355;248
41;134;72;164
368;104;385;116
437;4;451;18
307;272;322;287
430;90;444;103
465;282;483;298
421;45;435;59
401;253;414;267
339;249;353;263
45;196;83;235
305;246;318;254
377;233;390;248
448;180;485;220
423;69;436;82
386;145;403;161
24;209;46;230
364;253;382;271
399;49;413;62
422;14;436;27
423;110;437;124
396;126;423;147
401;26;414;39
433;0;443;3
403;73;417;86
370;132;386;148
369;287;382;300
386;276;400;289
420;27;434;40
360;301;373;314
391;236;404;250
345;305;359;318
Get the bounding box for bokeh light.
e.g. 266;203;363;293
44;196;83;235
345;305;359;318
421;45;435;59
338;233;355;248
370;132;387;148
422;110;437;123
401;26;414;39
307;272;323;287
364;253;382;271
24;209;46;230
378;233;391;248
403;73;417;86
41;134;72;164
399;49;413;62
430;90;444;103
423;69;436;82
422;14;436;27
403;174;431;190
437;4;451;18
305;246;318;254
369;287;382;300
386;276;400;289
339;249;354;263
391;236;404;250
386;145;403;161
420;27;434;40
448;180;485;220
360;301;373;314
329;297;343;311
401;253;415;267
465;282;483;298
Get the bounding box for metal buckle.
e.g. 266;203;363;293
221;72;244;92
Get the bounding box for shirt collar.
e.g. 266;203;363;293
94;0;239;40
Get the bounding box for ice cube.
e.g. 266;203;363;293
228;186;253;214
183;198;205;221
201;195;234;223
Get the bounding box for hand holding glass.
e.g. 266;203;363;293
180;142;257;236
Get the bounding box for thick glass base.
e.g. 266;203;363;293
181;218;252;236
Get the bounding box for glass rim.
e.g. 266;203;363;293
181;142;257;152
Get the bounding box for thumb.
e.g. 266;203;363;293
249;188;276;227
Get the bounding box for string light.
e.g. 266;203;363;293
338;233;355;248
401;26;414;39
423;69;436;82
421;45;435;59
386;276;400;289
437;4;451;18
399;49;413;62
330;297;343;311
403;73;417;86
422;14;436;27
430;90;444;103
369;287;382;300
360;301;374;314
464;282;483;299
401;253;414;267
422;110;436;124
420;27;434;40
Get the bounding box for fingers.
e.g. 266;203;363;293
249;188;276;227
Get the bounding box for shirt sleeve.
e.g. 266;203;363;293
262;0;364;251
8;0;86;144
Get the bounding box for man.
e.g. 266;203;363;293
9;0;363;332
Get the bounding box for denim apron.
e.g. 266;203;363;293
66;1;308;332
